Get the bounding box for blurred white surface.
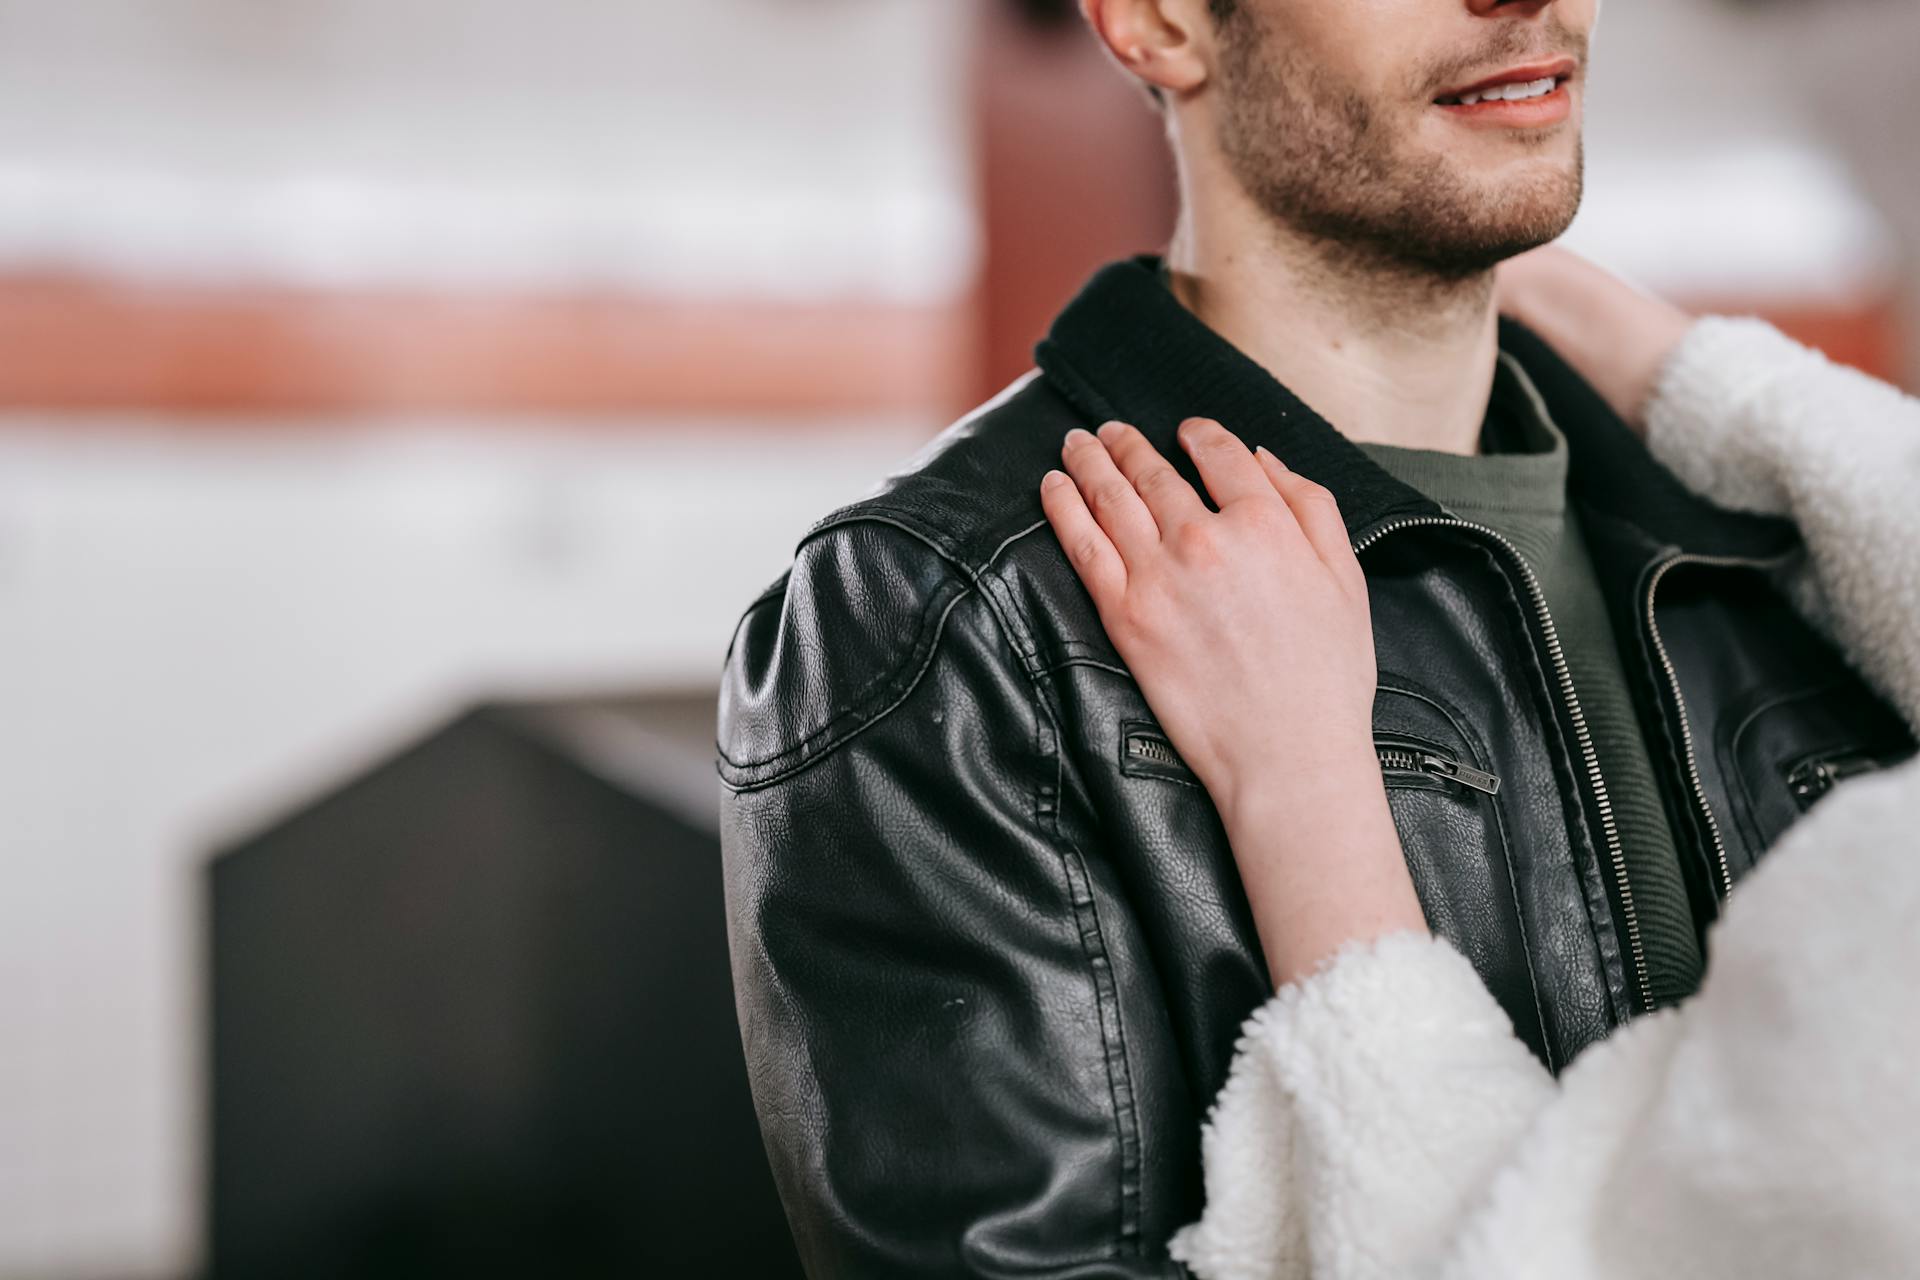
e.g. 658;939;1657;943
1570;0;1900;303
0;0;975;303
0;419;930;1277
1568;140;1896;305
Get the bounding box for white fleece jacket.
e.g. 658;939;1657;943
1169;319;1920;1280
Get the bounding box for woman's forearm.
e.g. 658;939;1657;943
1222;754;1428;989
1497;249;1692;434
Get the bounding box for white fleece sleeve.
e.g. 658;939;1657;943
1168;934;1556;1280
1175;763;1920;1280
1173;320;1920;1280
1645;317;1920;726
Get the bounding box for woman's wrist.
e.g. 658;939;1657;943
1499;248;1695;435
1220;758;1429;988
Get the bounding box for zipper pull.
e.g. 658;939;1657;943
1420;752;1502;795
1376;742;1502;795
1786;752;1882;808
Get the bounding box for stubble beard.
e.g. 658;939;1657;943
1214;16;1585;287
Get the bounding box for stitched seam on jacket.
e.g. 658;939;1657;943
1030;664;1144;1257
1480;541;1634;1026
716;579;973;787
1378;676;1557;1073
718;514;1059;787
984;511;1154;1248
979;561;1144;1259
730;481;1146;1246
726;516;1148;1261
724;571;792;668
1043;657;1135;682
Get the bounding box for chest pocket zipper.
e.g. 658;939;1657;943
1120;724;1503;798
1120;724;1203;786
1785;749;1889;810
1377;740;1503;796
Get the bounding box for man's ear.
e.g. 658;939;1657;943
1080;0;1213;100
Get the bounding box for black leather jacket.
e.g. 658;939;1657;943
717;258;1915;1277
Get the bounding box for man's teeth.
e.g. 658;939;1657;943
1448;76;1558;106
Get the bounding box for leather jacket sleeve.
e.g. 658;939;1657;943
719;519;1187;1278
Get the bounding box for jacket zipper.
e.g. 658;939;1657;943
1376;743;1502;795
1130;729;1501;795
1355;516;1652;1015
1641;551;1796;901
1125;733;1187;770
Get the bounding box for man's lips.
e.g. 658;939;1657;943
1434;56;1579;105
1431;56;1578;127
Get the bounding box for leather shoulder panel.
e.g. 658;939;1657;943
718;374;1093;791
805;372;1087;574
717;518;976;791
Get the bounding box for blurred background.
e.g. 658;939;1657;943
1;1;1912;1276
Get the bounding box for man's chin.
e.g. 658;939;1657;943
1387;202;1579;279
1416;173;1583;275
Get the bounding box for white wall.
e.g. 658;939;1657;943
0;0;975;301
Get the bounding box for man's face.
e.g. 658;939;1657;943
1212;0;1596;278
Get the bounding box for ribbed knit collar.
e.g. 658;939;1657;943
1034;256;1441;539
1035;255;1798;559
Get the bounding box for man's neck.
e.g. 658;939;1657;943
1163;184;1502;458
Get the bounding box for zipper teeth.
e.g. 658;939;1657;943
1357;515;1652;1016
1127;735;1185;768
1638;550;1795;897
1378;746;1425;772
1643;557;1733;901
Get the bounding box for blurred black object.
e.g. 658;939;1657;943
208;692;800;1278
1007;0;1078;27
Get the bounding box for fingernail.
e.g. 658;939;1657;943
1041;469;1069;489
1064;428;1096;447
1096;420;1127;442
1257;445;1287;469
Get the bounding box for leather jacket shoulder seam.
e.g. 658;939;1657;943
716;576;974;790
808;506;1052;576
721;515;1058;791
1038;656;1135;682
722;571;792;669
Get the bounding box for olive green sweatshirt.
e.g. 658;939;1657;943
1358;355;1704;1006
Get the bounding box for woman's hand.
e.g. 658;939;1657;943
1041;419;1426;986
1497;246;1694;436
1042;419;1372;821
